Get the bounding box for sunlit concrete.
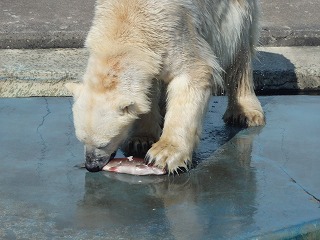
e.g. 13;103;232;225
1;0;319;48
1;47;320;97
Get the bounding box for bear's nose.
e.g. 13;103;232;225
85;153;107;172
85;151;117;172
85;160;104;172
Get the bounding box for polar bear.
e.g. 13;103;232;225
66;0;265;173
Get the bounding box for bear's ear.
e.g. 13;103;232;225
65;82;83;99
119;101;136;116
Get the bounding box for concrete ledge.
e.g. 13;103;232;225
254;47;320;93
0;31;87;50
1;47;320;97
0;48;88;97
260;29;320;47
2;29;320;50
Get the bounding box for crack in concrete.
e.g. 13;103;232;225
290;176;320;205
36;97;51;132
278;127;320;206
281;167;320;206
36;97;51;180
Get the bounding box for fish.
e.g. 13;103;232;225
102;156;166;175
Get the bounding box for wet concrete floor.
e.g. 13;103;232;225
0;96;319;239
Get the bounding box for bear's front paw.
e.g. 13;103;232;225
146;139;191;174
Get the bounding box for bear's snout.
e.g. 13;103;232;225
85;154;107;172
85;150;117;172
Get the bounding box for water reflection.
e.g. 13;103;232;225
76;126;263;239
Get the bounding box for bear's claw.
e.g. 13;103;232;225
146;139;191;174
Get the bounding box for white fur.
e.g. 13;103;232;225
67;0;265;173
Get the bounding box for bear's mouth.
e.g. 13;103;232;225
85;151;117;172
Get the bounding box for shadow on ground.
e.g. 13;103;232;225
254;51;298;94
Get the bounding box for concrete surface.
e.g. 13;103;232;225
1;47;320;97
0;0;94;49
0;0;320;49
1;1;320;97
260;0;320;46
0;95;320;239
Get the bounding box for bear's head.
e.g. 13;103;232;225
66;81;146;172
66;52;156;172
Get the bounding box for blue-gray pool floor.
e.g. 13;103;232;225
0;96;319;240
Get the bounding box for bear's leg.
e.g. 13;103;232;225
223;45;265;127
121;80;162;157
146;71;212;173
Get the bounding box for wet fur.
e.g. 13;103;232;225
66;0;265;173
